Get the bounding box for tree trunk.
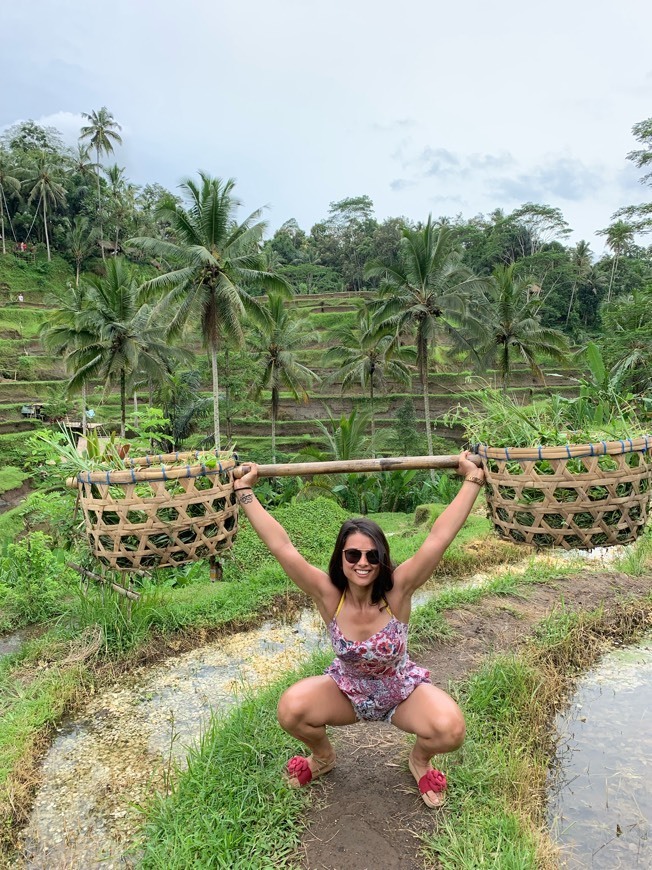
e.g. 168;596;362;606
224;346;232;444
566;282;577;326
369;374;376;458
42;195;51;262
607;254;619;302
81;381;87;438
120;370;126;438
271;386;278;464
0;199;5;255
419;338;435;480
501;344;510;393
96;147;104;261
210;345;221;450
76;258;81;287
133;390;138;425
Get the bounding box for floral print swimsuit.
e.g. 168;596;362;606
325;591;431;722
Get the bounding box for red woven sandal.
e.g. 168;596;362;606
286;754;336;788
408;756;447;808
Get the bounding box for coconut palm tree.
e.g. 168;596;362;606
23;151;67;261
324;300;416;456
0;150;21;255
597;220;635;302
68;258;182;437
129;173;290;449
80;107;122;257
64;215;98;286
566;240;595;326
247;292;318;463
365;219;487;458
482;262;570;391
40;282;96;435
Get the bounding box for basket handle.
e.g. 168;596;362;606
233;454;482;480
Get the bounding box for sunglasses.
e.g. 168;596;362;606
343;548;380;566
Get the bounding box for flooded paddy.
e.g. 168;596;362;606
17;610;326;869
548;632;652;868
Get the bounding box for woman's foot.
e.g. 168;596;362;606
286;751;337;788
408;750;447;808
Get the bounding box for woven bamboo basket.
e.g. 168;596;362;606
68;451;239;571
476;436;652;549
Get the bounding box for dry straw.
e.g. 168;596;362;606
69;451;239;571
477;436;652;549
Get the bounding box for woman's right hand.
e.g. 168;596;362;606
234;462;259;490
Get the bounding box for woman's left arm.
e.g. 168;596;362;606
393;451;485;594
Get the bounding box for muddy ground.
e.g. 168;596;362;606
298;569;652;870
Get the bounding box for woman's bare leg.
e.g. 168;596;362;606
390;683;465;805
277;675;358;782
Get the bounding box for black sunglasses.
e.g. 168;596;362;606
343;548;380;565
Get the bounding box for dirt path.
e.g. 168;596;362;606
0;482;31;514
299;569;652;870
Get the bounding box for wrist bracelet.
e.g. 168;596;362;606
464;475;485;486
235;486;253;493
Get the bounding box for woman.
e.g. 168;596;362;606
234;452;485;807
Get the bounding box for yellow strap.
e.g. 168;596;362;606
334;591;346;619
383;597;393;618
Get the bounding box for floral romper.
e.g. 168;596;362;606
325;591;430;722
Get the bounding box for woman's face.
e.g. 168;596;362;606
341;531;380;590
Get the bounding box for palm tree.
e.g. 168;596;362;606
0;151;21;255
80;107;123;257
68;258;180;437
365;219;487;458
566;240;594;326
40;282;95;436
324;300;415;456
597;220;635;302
248;292;318;463
482;263;570;391
64;215;98;285
23;151;67;261
129;173;290;449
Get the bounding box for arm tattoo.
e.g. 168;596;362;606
238;492;254;505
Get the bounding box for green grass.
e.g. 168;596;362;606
425;655;544;869
0;467;27;495
137;654;331;869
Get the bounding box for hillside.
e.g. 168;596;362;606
0;253;582;459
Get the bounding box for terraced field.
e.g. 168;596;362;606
0;255;581;455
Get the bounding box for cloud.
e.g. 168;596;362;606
491;157;602;203
372;118;417;132
467;152;515;171
416;146;460;176
390;178;417;191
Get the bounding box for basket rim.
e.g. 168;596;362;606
70;451;238;486
476;435;652;461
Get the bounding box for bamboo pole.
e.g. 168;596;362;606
233;454;481;479
68;562;140;600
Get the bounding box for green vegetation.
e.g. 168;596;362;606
0;467;27;494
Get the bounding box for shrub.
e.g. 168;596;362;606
0;533;75;629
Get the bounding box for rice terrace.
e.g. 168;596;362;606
1;103;652;870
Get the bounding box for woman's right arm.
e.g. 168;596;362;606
233;466;334;606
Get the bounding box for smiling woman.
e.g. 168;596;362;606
234;452;485;807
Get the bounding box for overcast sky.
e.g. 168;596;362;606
2;0;651;252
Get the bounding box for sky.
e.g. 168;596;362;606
2;0;651;253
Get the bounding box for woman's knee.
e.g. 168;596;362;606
431;707;465;749
277;683;310;731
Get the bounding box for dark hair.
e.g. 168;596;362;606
328;518;394;605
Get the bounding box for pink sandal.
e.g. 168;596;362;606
286;754;336;788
